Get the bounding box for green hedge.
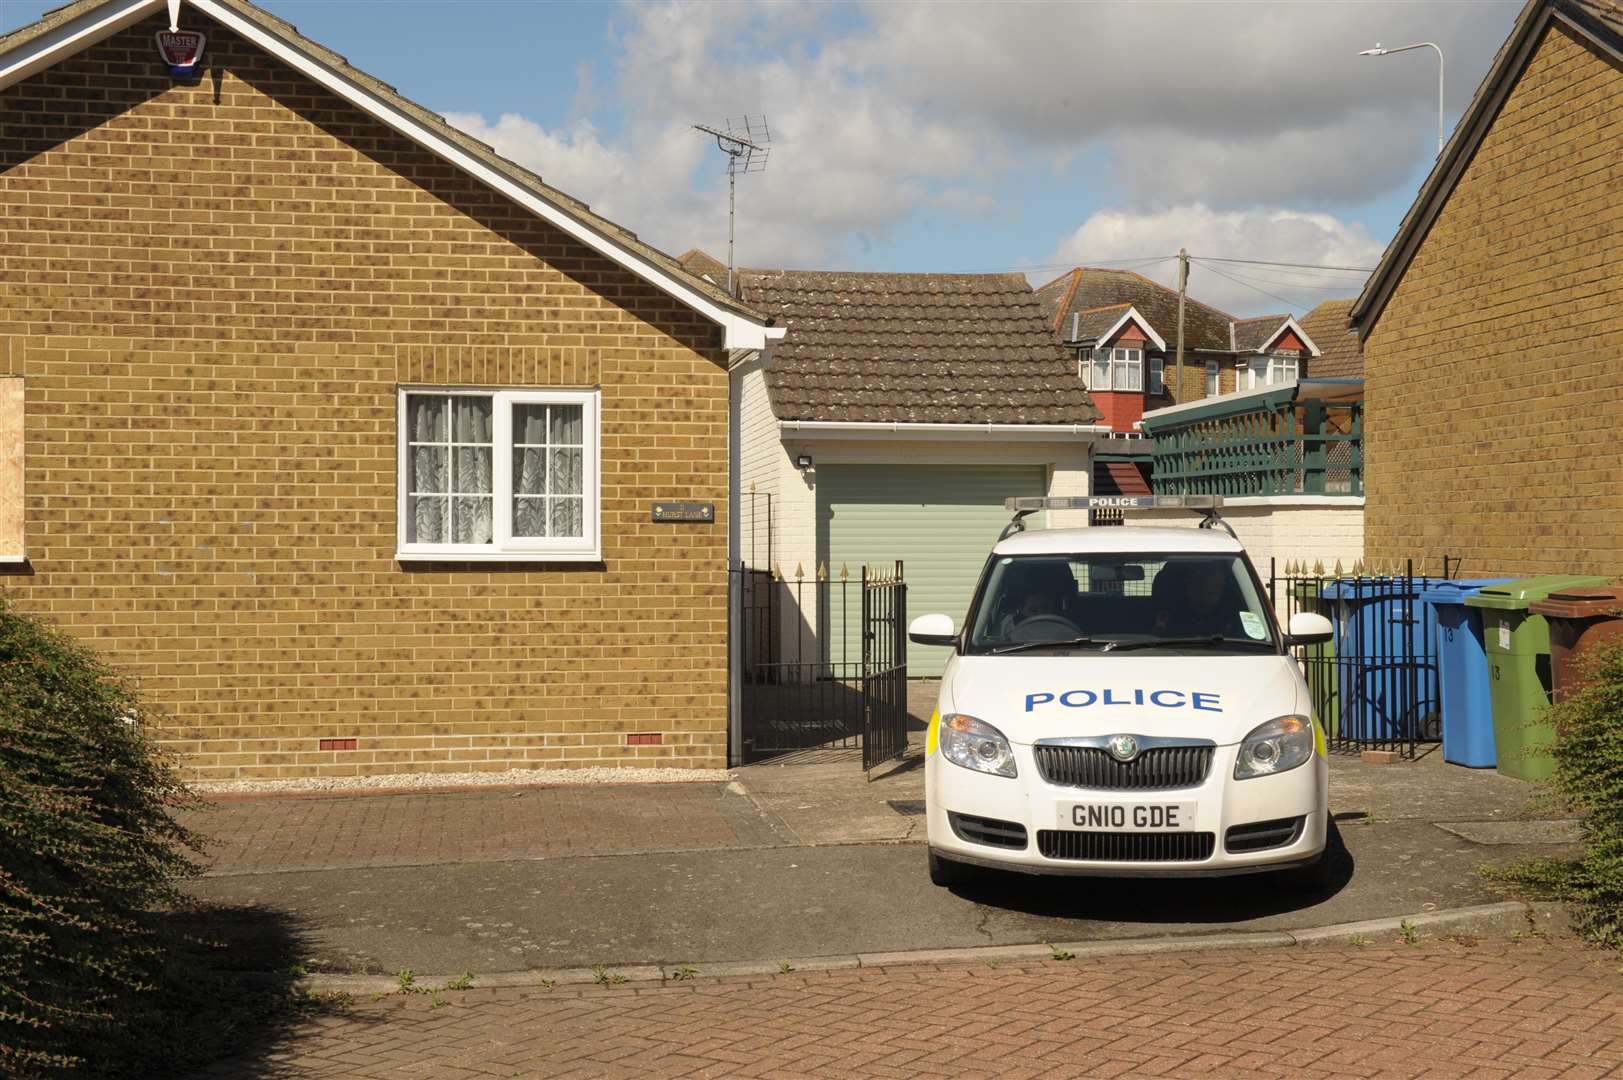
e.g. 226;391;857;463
0;598;202;1075
1497;639;1623;950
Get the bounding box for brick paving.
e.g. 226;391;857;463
194;938;1623;1079
189;783;788;876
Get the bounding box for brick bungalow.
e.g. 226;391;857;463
0;0;783;779
1349;0;1622;576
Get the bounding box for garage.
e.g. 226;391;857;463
817;463;1047;677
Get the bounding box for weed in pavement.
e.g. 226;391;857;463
1400;919;1422;947
778;960;794;974
671;965;698;981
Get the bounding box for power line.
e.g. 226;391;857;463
1195;260;1367;294
963;254;1176;276
1195;255;1376;274
1191;259;1323;311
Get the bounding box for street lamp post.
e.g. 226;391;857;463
1359;41;1445;158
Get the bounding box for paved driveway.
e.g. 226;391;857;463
192;937;1623;1079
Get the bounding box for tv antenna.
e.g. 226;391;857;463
692;115;770;295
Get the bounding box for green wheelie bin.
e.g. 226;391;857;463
1464;574;1609;781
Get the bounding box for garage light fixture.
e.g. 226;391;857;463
795;454;814;472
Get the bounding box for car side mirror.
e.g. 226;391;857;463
1286;612;1333;646
908;613;957;646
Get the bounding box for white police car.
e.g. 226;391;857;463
909;496;1334;889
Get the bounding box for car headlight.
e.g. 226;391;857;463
1234;715;1314;780
939;714;1017;778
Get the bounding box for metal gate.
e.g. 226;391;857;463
732;560;908;773
1269;557;1454;759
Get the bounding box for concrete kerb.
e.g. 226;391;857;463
289;901;1534;995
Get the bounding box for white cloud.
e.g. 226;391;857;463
1049;205;1384;316
438;0;1516;274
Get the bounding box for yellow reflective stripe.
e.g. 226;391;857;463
1313;715;1327;758
926;710;940;756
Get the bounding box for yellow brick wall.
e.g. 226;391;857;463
1363;23;1623;578
0;13;731;779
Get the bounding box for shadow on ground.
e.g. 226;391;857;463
945;821;1357;924
96;902;358;1080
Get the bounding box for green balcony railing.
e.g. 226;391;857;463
1143;386;1362;497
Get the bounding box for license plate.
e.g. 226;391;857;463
1062;802;1197;832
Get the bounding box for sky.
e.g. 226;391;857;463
1;0;1523;315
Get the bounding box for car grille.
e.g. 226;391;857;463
1037;830;1216;862
1224;816;1305;853
948;812;1028;850
1033;744;1214;791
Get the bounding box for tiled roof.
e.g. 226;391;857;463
1034;267;1237;352
718;262;1102;425
1074;303;1134;342
1232;315;1291;352
1300;299;1363;379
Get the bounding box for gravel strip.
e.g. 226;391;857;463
191;765;736;796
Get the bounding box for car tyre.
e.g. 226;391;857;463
1278;850;1332;894
927;848;976;888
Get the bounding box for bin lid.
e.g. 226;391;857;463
1463;574;1612;611
1527;585;1623;619
1418;578;1515;604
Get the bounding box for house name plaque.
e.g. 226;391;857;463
651;502;715;523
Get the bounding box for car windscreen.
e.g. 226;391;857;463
965;552;1278;653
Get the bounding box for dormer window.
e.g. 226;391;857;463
1084;346;1142;391
1241;350;1300;390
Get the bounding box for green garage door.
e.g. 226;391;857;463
818;463;1047;678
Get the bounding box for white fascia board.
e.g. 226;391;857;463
1255;315;1321;357
0;0;163;88
0;0;778;351
1142;381;1294;421
778;420;1109;442
0;554;28;564
1096;306;1167;352
187;0;779;349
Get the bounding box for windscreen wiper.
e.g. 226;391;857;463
1101;635;1273;652
991;636;1098;655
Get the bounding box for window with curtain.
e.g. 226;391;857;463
1090;348;1111;390
1111;347;1143;391
1148;356;1165;395
399;388;599;560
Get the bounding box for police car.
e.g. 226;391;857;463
909;495;1334;889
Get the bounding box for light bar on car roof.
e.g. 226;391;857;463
1004;495;1224;511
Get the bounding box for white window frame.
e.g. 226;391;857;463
1110;347;1143;392
396;386;601;562
1204;358;1220;396
1089;348;1111;390
1148;355;1165;395
1272;352;1300;384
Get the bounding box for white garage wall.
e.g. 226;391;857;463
1121;497;1365;620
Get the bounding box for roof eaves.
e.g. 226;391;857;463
0;0;775;344
1351;0;1622;339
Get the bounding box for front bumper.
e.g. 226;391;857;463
925;740;1328;877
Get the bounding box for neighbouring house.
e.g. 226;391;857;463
1350;0;1622;578
1115;295;1366;584
680;253;1106;678
0;0;784;780
1033;268;1322;499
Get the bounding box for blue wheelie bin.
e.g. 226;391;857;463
1320;576;1510;745
1419;579;1513;767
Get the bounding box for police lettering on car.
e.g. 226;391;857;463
909;496;1333;890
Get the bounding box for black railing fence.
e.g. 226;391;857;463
1269;556;1456;759
732;560;908;771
